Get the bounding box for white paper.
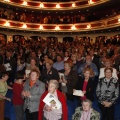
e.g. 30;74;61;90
59;73;65;80
73;90;84;97
43;93;61;109
25;70;31;77
4;63;11;71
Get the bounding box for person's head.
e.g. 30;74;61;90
0;72;9;81
15;71;25;80
30;58;36;66
37;49;42;54
17;58;25;66
48;80;59;94
56;55;62;62
6;51;12;58
46;59;53;70
89;49;94;57
64;60;73;71
29;68;40;81
104;67;113;79
77;53;82;60
82;99;92;111
104;59;112;67
43;54;49;61
85;55;92;64
31;51;36;58
83;68;94;78
64;51;69;57
71;54;77;61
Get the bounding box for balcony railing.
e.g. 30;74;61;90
0;14;119;32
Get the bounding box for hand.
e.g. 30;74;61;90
6;97;11;102
22;91;27;97
82;91;86;94
62;79;67;83
59;79;62;83
26;91;31;98
103;101;112;107
44;105;52;111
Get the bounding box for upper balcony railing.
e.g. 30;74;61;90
1;0;109;10
0;14;120;32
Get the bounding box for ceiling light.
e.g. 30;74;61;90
22;1;27;6
4;21;10;27
40;3;44;8
22;24;27;29
72;2;76;7
56;4;60;9
39;25;43;30
71;25;76;30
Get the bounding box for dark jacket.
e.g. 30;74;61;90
76;76;95;101
41;67;59;83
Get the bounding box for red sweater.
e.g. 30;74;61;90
38;90;68;120
12;82;24;105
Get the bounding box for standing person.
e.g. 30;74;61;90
0;72;11;120
12;71;25;120
96;67;119;120
76;68;95;106
38;80;68;120
22;68;45;120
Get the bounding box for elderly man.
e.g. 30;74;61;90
78;55;98;76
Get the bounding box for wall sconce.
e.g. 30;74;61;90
22;24;27;29
88;0;94;4
118;18;120;22
55;26;60;30
71;25;76;30
4;21;10;27
40;3;44;8
87;24;91;29
39;25;43;30
56;4;60;9
4;0;10;2
22;1;27;6
72;2;76;7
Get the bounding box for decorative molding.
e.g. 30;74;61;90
0;15;119;32
1;0;109;10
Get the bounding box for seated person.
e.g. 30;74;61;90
72;99;100;120
99;59;118;79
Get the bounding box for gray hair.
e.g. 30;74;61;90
81;99;92;107
48;79;59;89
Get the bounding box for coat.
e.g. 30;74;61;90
38;90;68;120
23;79;45;113
72;107;100;120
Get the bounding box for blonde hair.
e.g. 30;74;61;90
30;67;40;77
46;59;54;66
64;60;73;68
83;68;95;78
48;80;59;89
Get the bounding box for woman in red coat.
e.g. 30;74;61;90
38;79;68;120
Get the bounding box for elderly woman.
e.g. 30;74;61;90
99;59;118;79
76;68;95;105
72;99;100;120
96;67;119;120
22;68;45;120
41;59;59;84
38;80;68;120
0;72;12;120
59;60;78;101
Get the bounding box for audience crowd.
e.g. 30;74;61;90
0;35;120;120
0;8;120;24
